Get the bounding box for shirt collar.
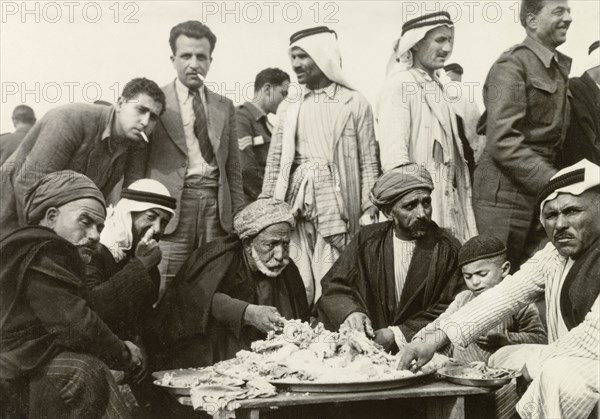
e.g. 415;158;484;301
175;77;205;105
246;101;268;121
303;82;338;99
523;36;560;68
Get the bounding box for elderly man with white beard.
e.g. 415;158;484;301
154;199;310;369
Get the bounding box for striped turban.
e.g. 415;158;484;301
233;199;295;240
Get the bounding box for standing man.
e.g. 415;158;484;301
147;21;244;299
473;0;573;270
378;12;477;244
260;26;380;307
561;40;600;166
399;159;600;419
237;68;290;204
0;105;36;165
0;78;165;239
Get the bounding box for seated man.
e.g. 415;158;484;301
317;164;464;353
154;199;310;369
400;159;600;419
440;235;547;364
86;179;176;340
0;171;143;418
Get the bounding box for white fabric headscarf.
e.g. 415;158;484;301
101;179;175;262
539;159;600;215
385;11;454;77
289;27;355;90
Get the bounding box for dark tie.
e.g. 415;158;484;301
190;89;215;164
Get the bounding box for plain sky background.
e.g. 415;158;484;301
1;0;598;133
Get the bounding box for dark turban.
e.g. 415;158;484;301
458;235;506;267
25;170;106;225
370;164;434;209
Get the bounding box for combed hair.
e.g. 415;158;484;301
169;21;217;55
121;78;166;115
520;0;547;27
254;68;290;92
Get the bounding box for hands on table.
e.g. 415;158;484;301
343;312;374;338
474;331;509;348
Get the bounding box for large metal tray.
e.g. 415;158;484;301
269;372;431;393
437;366;521;388
152;369;245;396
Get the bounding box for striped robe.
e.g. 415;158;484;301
438;242;600;418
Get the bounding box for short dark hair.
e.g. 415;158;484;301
120;78;166;115
12;105;36;124
254;68;290;92
520;0;547;27
169;21;217;55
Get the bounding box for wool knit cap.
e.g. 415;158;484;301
458;235;507;267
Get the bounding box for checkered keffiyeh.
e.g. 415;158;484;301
233;199;295;239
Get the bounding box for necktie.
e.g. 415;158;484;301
190;89;215;164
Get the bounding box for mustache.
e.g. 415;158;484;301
554;232;574;241
264;258;290;269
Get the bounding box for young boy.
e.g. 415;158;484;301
439;235;547;363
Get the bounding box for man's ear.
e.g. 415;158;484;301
241;237;253;253
381;207;392;221
501;261;511;278
526;13;539;30
43;207;59;227
116;97;124;112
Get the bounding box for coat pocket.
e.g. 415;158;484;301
526;78;557;126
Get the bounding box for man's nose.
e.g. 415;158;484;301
88;226;101;243
272;245;285;261
562;10;573;23
555;213;569;230
415;204;427;219
442;41;453;53
140;112;150;127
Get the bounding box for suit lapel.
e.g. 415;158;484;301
161;81;187;155
206;89;226;155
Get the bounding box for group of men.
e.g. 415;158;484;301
0;0;599;417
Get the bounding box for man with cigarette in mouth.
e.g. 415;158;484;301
146;21;244;301
0;77;165;239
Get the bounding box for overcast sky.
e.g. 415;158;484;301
1;0;598;132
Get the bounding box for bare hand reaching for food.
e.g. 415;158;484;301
342;312;374;338
244;305;284;334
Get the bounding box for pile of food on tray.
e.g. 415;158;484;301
154;319;446;416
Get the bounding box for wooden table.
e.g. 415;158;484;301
176;378;493;419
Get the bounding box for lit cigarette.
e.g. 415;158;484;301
195;72;205;81
141;227;154;244
140;131;149;143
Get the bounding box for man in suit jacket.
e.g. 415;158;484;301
147;21;244;298
0;78;165;239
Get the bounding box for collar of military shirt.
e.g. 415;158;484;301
386;11;454;76
289;26;355;90
538;159;600;214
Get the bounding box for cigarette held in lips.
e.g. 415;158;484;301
140;131;149;143
194;72;205;81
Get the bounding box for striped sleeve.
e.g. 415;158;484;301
540;296;599;364
439;243;560;348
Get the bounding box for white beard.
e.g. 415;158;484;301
251;246;287;278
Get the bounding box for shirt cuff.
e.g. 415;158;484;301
389;326;408;350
